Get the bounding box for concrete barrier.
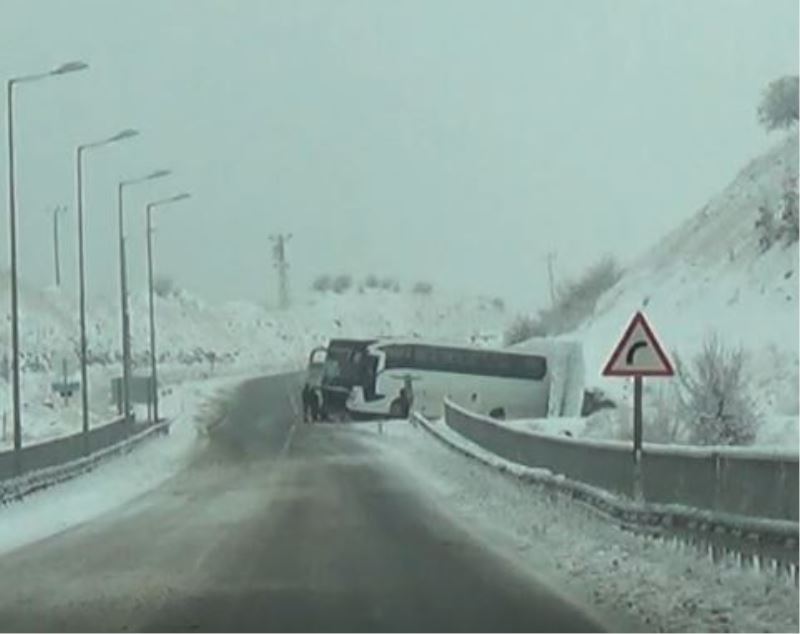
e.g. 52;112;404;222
444;399;799;522
0;417;142;483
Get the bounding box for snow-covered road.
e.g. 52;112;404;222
0;372;795;632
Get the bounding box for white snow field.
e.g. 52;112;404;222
353;419;799;633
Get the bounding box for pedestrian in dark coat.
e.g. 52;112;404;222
301;384;314;423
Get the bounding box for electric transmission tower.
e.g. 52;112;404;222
270;233;292;309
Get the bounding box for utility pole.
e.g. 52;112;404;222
6;61;87;473
270;233;292;309
49;205;67;287
545;251;557;307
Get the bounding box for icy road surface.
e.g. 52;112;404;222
0;373;603;632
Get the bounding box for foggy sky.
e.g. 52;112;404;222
1;0;797;311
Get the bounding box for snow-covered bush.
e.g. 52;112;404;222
332;274;353;294
674;334;759;446
491;297;505;312
311;275;332;292
412;281;433;295
363;274;380;289
379;277;397;291
504;315;547;345
757;75;799;132
777;176;799;245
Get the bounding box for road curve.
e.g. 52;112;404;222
0;373;603;632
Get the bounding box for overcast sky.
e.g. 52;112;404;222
1;0;797;311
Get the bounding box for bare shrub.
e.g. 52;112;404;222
504;315;548;345
379;277;396;290
537;255;622;335
674;334;759;446
491;297;505;311
412;281;433;295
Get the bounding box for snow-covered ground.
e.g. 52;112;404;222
0;373;243;556
353;419;799;633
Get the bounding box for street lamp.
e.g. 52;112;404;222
76;128;139;453
145;192;190;424
6;60;88;473
117;169;171;423
45;205;68;287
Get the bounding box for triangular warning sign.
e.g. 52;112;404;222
602;311;674;377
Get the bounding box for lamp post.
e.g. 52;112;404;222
47;204;68;287
117;169;171;423
76;128;138;454
6;61;87;473
145;193;190;425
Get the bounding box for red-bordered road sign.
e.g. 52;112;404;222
602;311;674;377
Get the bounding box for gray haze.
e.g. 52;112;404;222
1;0;797;310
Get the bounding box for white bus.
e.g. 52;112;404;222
345;340;550;420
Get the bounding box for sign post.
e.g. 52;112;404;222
602;311;673;501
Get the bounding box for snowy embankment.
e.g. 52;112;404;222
353;420;799;633
518;134;799;450
0;284;507;450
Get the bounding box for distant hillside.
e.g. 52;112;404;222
572;134;798;425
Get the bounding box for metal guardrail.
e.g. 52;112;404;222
415;409;799;575
444;399;798;522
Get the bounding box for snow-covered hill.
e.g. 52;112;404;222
568;134;799;446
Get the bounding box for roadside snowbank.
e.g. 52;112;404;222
351;420;799;633
0;374;243;556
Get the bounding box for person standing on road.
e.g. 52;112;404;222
309;387;321;422
301;384;314;423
